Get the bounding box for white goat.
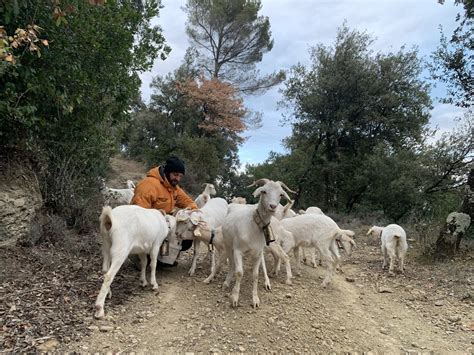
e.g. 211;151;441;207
175;211;226;284
299;206;325;215
230;196;247;204
195;183;217;208
222;179;292;308
126;180;136;190
446;212;471;250
274;214;354;287
94;205;173;319
175;197;228;278
274;200;297;219
99;178;134;207
367;224;408;275
298;206;325;264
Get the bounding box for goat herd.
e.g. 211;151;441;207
95;178;408;319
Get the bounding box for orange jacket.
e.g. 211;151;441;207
131;166;198;213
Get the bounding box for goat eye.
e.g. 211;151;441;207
261;190;266;194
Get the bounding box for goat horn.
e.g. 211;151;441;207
247;178;270;188
283;200;294;211
277;181;297;194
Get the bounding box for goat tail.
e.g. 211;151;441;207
99;206;113;236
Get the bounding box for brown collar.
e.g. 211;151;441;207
253;208;270;229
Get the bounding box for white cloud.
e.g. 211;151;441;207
140;0;466;166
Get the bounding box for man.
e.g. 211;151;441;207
132;156;198;213
132;156;198;265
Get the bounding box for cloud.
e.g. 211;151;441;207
140;0;465;166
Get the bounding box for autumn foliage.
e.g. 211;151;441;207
176;76;247;140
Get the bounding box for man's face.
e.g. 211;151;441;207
168;172;183;187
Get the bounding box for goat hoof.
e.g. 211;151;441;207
203;278;212;284
285;279;293;285
264;283;271;291
252;297;260;308
94;306;105;319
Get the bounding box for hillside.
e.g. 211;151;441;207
1;155;473;353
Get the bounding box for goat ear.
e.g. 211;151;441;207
190;212;201;225
253;186;264;198
176;210;189;222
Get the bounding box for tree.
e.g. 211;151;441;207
279;24;432;214
126;64;248;195
183;0;284;94
431;0;473;107
0;0;170;226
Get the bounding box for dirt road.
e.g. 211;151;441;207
66;239;473;353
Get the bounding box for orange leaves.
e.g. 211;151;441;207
0;25;49;63
176;75;247;137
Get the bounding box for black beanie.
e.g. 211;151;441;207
164;156;185;175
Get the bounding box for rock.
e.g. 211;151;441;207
378;287;393;293
435;300;444;306
237;346;245;352
36;338;59;352
345;277;355;282
268;317;276;324
88;325;99;331
99;326;114;332
71;262;82;271
285;293;292;298
380;327;389;335
447;315;461;322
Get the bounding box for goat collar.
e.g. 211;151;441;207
253;209;275;246
253;208;270;229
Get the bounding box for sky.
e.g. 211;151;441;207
139;0;466;167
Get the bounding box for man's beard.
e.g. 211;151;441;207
166;174;179;186
169;179;179;186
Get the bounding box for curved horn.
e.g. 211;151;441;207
247;178;270;188
283;200;294;212
277;181;297;194
202;183;208;188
